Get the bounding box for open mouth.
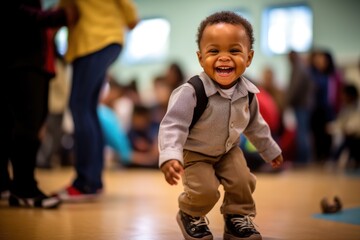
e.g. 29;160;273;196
216;67;234;75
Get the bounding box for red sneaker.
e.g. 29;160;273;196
55;186;103;202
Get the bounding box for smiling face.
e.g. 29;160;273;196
197;23;254;89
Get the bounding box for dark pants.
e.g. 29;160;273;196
69;44;121;193
311;107;333;161
294;108;312;164
0;69;49;196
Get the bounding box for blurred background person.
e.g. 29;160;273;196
98;81;133;167
285;50;315;166
258;66;298;162
37;35;72;169
1;1;77;208
55;0;139;202
327;83;360;169
260;66;285;115
98;78;163;169
309;49;344;162
127;104;159;168
101;76;137;133
149;75;172;134
163;62;186;91
99;65;178;169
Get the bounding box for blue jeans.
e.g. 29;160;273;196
70;44;121;193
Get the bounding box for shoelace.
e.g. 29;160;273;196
231;215;257;231
190;215;210;228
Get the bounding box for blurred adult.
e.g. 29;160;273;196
55;0;139;201
1;0;77;208
285;50;314;165
309;49;343;162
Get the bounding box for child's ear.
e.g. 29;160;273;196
196;51;203;67
246;50;254;67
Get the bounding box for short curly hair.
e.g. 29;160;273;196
196;11;254;50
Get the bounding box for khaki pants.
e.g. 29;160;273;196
179;146;257;217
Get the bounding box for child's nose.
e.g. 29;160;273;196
218;54;231;62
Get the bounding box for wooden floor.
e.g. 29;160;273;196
1;164;360;240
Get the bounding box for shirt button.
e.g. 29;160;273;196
230;122;234;128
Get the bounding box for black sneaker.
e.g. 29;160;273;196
9;192;61;209
0;190;10;200
224;214;262;240
176;210;213;240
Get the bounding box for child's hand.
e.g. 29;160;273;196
270;154;283;169
160;159;184;186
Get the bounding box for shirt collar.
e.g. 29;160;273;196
199;72;259;100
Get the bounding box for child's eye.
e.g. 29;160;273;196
230;49;241;53
208;49;219;54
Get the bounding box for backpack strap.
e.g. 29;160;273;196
187;75;255;131
187;75;208;130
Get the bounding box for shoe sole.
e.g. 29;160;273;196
56;189;103;203
57;193;102;203
9;195;61;209
224;232;262;240
176;211;213;240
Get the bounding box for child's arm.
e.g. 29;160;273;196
160;160;184;186
244;92;282;164
270;154;283;169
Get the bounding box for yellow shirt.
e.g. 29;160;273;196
59;0;138;63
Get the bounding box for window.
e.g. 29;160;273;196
262;4;313;55
120;18;171;65
54;18;171;65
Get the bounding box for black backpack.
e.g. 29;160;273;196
187;75;254;130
